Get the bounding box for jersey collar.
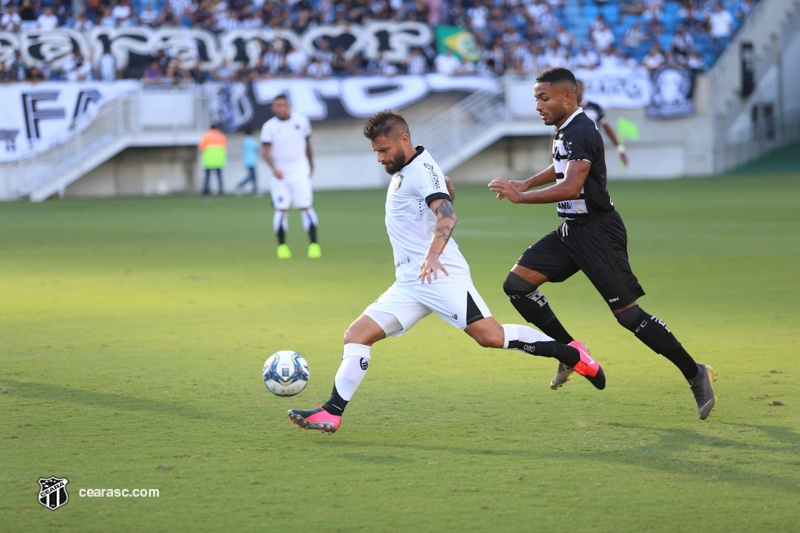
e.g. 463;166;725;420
556;107;584;132
403;145;425;168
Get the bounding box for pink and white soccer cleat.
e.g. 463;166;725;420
287;407;341;434
569;341;606;390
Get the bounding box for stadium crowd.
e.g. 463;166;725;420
0;0;755;83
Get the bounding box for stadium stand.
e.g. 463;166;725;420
0;0;754;84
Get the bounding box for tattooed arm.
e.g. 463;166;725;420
419;198;458;284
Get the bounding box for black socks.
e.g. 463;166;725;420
507;340;581;367
322;385;348;416
503;272;573;344
615;305;699;380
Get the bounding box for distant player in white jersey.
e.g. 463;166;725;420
260;94;320;259
287;110;606;435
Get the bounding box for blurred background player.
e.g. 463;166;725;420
286;110;605;435
235;129;259;196
198;123;226;197
260;94;320;259
576;79;629;167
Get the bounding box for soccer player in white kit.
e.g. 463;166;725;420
287;110;606;434
260;94;321;259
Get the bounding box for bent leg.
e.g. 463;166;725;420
464;317;580;367
503;265;574;344
464;316;506;348
321;314;387;416
510;264;550;287
614;303;699;381
344;313;387;346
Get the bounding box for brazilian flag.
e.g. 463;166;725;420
435;26;480;62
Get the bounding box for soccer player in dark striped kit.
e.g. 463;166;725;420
489;67;717;420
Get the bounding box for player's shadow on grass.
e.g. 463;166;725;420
316;423;800;494
0;380;215;420
607;422;800;452
721;422;800;446
598;422;800;493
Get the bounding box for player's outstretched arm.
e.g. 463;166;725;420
489;161;589;204
419;198;456;284
488;165;557;201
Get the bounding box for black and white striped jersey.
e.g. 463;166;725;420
552;108;614;224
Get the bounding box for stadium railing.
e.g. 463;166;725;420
9;86;210;201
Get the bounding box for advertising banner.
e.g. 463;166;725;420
0;81;139;162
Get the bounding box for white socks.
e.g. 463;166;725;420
334;343;371;401
301;208;318;233
502;323;553;349
273;211;288;235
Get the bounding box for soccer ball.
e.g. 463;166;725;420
262;350;309;397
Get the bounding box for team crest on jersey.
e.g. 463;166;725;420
390;174;403;190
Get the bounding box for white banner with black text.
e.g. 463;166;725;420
0;81;139;162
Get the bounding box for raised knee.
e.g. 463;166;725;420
343;326;358;345
503;271;537;296
616;305;644;331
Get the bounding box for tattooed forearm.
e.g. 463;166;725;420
427;198;457;254
435;223;453;243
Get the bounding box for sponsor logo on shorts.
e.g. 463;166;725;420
608;297;619;303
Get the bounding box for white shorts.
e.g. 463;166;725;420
270;162;312;210
364;276;492;337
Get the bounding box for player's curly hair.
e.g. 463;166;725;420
363;109;410;141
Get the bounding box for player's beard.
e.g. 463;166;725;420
382;151;407;175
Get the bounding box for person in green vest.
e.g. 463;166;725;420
199;123;227;197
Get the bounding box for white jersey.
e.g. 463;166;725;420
260;113;312;169
385;147;471;282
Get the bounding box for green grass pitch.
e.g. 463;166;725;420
1;174;799;532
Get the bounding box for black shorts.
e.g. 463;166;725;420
516;210;645;311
